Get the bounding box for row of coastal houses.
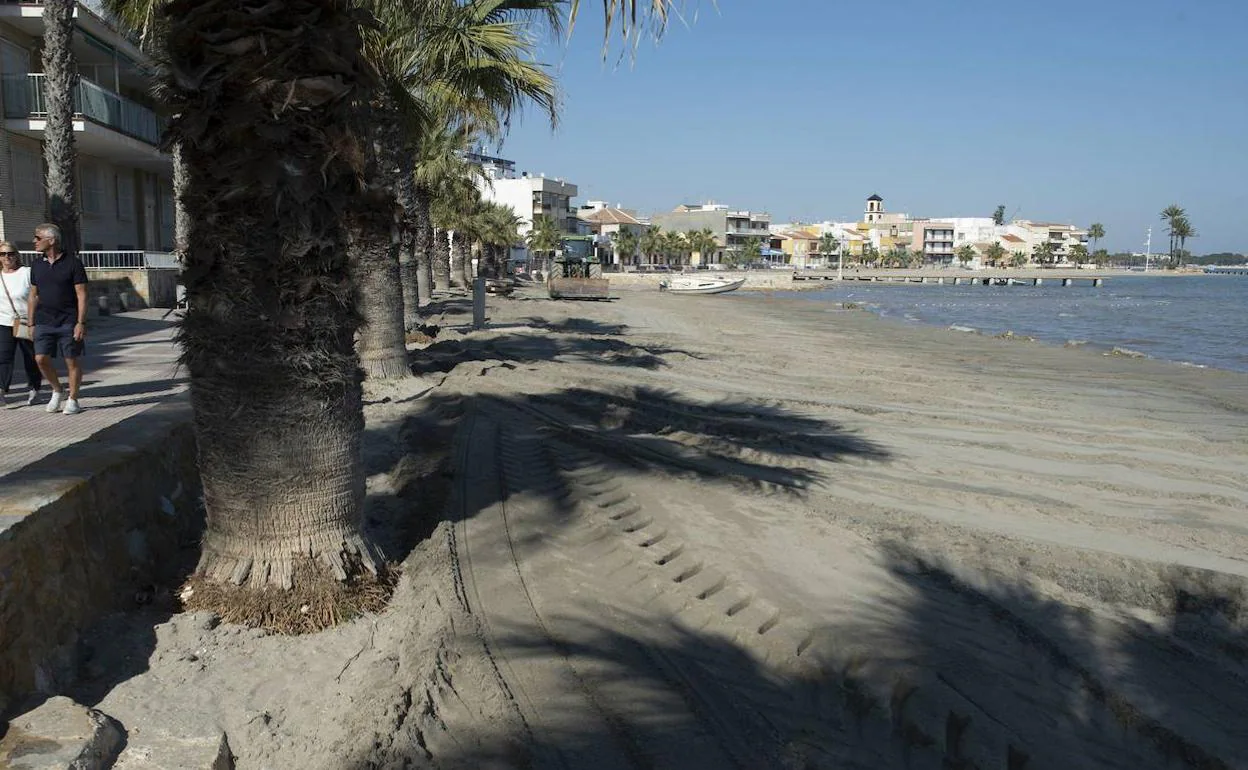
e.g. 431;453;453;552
770;195;1091;270
469;148;1090;271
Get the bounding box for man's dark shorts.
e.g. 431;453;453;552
34;323;84;359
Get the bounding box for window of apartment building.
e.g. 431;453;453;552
116;172;135;220
10;147;44;209
80;162;105;215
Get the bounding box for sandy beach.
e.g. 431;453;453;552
76;284;1248;769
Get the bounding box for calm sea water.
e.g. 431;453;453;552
788;275;1248;373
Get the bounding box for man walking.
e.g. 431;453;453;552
29;223;88;414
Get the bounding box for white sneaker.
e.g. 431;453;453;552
63;398;82;415
46;390;65;413
26;388;38;407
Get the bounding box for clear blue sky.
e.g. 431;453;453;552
494;0;1248;253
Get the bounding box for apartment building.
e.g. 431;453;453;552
649;203;771;266
0;0;173;252
1007;221;1089;263
915;220;955;262
476;171;579;235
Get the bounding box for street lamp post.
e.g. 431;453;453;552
837;244;844;281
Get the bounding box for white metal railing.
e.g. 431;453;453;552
17;250;178;269
1;73;163;145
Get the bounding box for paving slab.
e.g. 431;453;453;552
0;310;186;483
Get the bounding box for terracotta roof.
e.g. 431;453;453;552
578;208;643;225
1001;234;1024;243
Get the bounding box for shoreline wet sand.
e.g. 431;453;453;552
73;284;1248;769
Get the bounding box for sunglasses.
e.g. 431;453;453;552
0;251;19;256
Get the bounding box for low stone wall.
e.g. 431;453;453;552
0;396;200;718
87;268;179;311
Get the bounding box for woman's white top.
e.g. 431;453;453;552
0;267;32;326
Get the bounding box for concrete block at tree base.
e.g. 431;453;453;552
113;729;234;770
0;696;123;769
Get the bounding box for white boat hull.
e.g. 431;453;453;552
661;277;745;295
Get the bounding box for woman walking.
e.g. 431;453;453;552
0;242;42;407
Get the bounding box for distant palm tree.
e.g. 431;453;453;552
956;245;976;268
612;228;640;268
1088;223;1105;255
525;214;560;276
817;233;839;267
1032;242;1056;264
1011;251;1028;268
993;205;1006;226
639;225;664;266
685;228;715;267
984;242;1007;268
1069;243;1089;265
1172;216;1196;263
663;230;687;267
42;0;81;255
1160;204;1185;265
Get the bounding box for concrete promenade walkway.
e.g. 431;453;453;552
0;309;186;482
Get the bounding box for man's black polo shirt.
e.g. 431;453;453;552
31;253;89;326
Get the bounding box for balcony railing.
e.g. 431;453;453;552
18;250;179;269
2;73;163;145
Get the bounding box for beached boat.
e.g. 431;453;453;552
660;276;745;295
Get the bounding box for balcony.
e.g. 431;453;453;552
3;72;163;146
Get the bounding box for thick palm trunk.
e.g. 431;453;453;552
464;243;478;286
350;208;409;380
433;226;451;291
449;231;466;289
395;151;420;329
173;142;190;254
42;0;81;256
351;104;409;379
164;0;381;589
414;186;434;307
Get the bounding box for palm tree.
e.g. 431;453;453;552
639;225;664;266
414;127;478;296
42;0;82;256
683;227;716;267
1069;243;1089;265
477;201;521;278
956;244;976;268
612;228;640;268
1088;222;1105;255
663;230;687;267
1011;251;1028;268
1032;242;1056;265
735;236;762;268
1160;204;1185;265
397;0;557;306
984;242;1007;268
525;214;560;275
126;0;680;600
160;0;385;590
1172;216;1196;263
817;233;839;268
